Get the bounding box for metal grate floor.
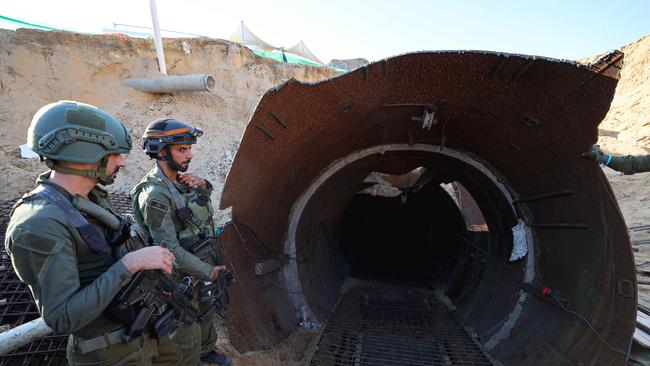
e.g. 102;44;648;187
310;283;498;366
0;192;133;366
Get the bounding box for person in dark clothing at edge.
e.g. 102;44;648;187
583;144;650;174
4;101;182;365
131;118;232;366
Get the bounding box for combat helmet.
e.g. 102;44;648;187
27;101;132;185
142;118;203;171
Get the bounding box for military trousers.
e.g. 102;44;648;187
171;286;219;366
66;332;182;366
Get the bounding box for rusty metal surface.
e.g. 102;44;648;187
220;50;635;364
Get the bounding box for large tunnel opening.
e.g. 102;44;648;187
288;145;531;355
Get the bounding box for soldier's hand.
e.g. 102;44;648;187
210;265;226;281
178;172;206;189
121;246;176;274
581;144;609;164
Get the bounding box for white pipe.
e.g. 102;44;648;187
0;317;54;355
149;0;167;75
123;74;216;93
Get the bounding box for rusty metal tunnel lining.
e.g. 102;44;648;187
220;51;635;364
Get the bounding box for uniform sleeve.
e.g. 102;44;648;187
608;155;650;175
138;190;213;280
7;216;133;333
200;179;214;196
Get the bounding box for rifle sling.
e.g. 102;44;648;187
155;163;202;229
32;184;110;255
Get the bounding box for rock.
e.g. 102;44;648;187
328;58;369;71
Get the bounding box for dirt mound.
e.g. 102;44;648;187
597;34;650;155
589;34;650;227
0;28;339;211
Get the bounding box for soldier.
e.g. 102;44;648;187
4;101;182;365
132;118;232;366
582;144;650;174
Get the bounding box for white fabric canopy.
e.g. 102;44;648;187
228;21;275;50
286;40;323;64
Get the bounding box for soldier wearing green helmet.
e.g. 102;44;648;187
131;118;232;366
5;101;182;365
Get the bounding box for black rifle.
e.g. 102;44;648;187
113;270;199;342
188;237;235;319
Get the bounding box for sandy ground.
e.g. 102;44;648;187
594;35;650;227
0;28;339;226
2;27;650;364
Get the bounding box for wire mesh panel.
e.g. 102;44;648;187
110;192;134;217
310;283;498;366
0;192;133;366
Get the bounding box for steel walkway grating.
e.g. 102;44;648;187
0;192;133;366
310;284;498;366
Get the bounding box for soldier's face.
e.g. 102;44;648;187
169;144;193;172
105;154;126;178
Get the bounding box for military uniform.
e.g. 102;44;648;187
132;165;218;366
607;155;650;175
5;173;181;365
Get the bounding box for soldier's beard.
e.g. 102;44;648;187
177;160;191;172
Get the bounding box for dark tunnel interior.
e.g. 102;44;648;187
339;183;468;285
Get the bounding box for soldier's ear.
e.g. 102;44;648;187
156;149;167;159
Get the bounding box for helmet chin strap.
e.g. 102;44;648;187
46;156;116;186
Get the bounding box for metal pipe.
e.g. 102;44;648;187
123;74;215;93
0;317;53;355
149;0;166;75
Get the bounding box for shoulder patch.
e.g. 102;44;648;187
145;198;169;229
149;199;168;211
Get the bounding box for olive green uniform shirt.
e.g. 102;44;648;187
4;173;133;338
608;154;650;175
131;165;214;281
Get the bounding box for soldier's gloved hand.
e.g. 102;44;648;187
581;144;611;165
121;246;176;274
210;265;227;281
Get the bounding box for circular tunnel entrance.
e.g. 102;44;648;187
284;144;533;355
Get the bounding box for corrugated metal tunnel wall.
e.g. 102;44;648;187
218;51;636;364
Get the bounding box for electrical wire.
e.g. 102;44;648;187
548;294;644;364
458;235;643;364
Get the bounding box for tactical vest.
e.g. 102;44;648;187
11;183;123;288
131;168;215;248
